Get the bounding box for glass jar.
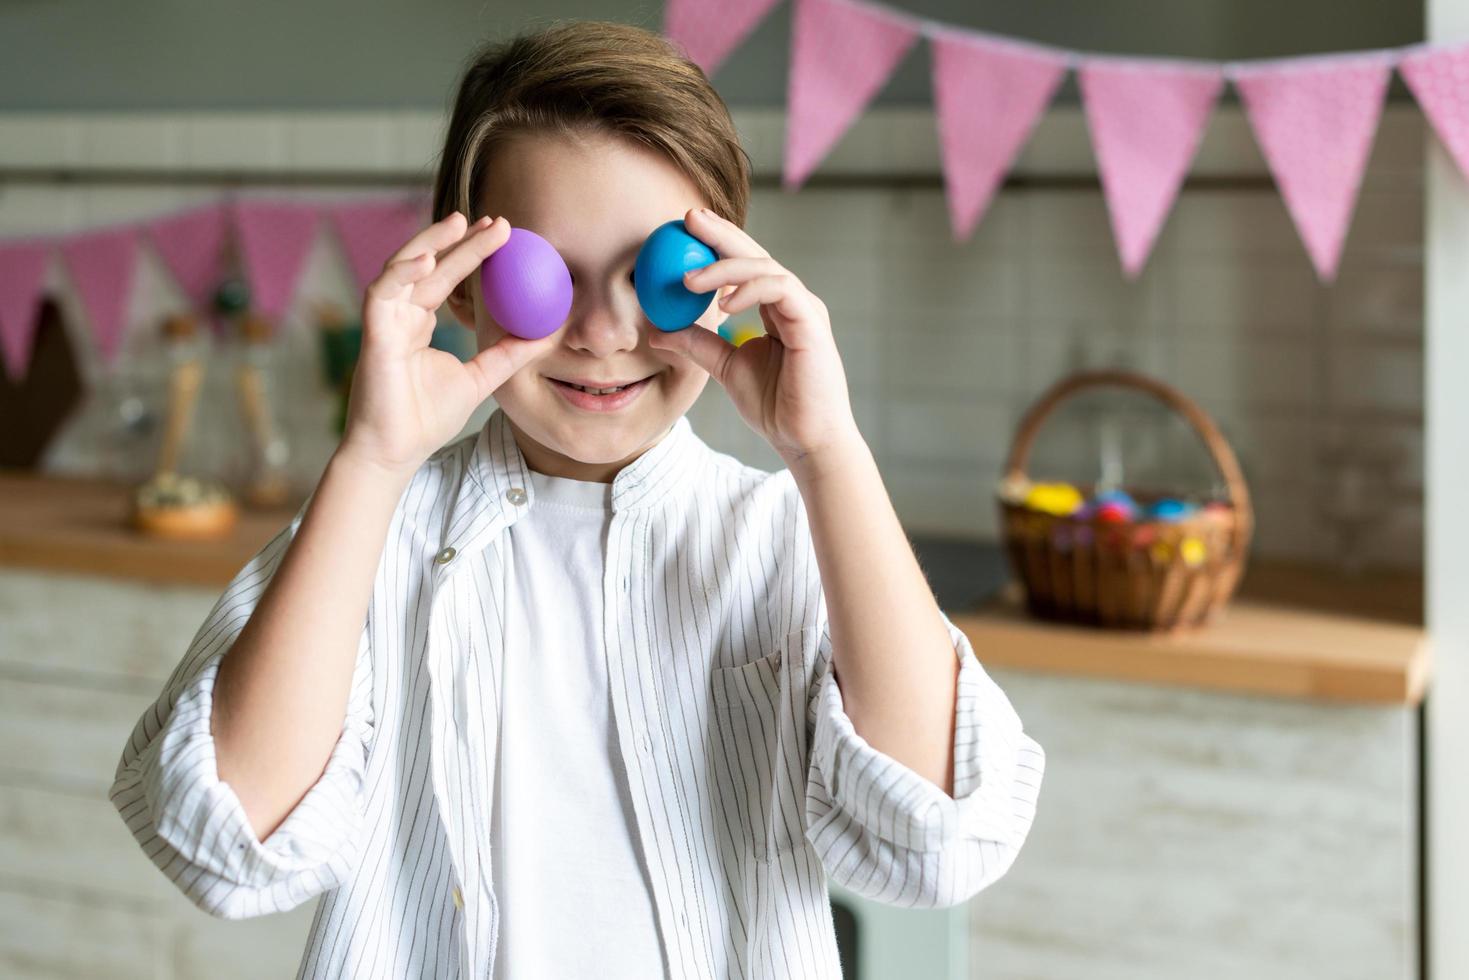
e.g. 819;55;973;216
229;312;292;508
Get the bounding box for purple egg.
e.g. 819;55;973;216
480;227;573;340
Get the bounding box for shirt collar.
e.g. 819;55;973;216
453;406;703;536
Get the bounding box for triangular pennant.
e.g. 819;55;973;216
1232;52;1394;282
785;0;919;190
0;241;54;383
930;31;1068;243
1399;41;1469;182
327;197;430;293
231;199;321;326
1079;58;1223;278
145;203;229;311
60;225;142;366
664;0;785;78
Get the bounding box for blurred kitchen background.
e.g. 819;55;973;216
3;1;1467;978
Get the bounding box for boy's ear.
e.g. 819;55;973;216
445;281;475;329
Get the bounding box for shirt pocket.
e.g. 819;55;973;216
709;649;803;863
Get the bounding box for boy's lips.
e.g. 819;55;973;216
547;373;655;412
550;374;652;389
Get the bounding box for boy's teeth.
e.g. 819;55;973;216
572;382;628;394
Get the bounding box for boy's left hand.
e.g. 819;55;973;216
647;206;862;468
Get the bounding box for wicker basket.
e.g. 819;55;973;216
997;369;1254;631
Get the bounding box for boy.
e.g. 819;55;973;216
111;20;1043;979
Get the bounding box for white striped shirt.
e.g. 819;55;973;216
110;406;1045;979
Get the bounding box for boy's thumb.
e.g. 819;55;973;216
650;323;735;386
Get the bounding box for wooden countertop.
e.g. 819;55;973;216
0;470;301;587
0;470;1431;705
954;587;1429;706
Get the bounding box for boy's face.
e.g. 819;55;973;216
446;130;733;483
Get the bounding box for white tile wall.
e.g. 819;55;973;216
0;108;1426;569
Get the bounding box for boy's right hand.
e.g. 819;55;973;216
337;212;554;478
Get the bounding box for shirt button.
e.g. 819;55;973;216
637;733;652;755
621;574;630;592
451;886;464;909
506;487;527;505
434;546;457;564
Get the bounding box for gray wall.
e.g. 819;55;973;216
0;0;1423;111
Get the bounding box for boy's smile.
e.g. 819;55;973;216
545;373;659;412
447;129;732;483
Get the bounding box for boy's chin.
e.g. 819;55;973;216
508;406;672;470
547;419;663;462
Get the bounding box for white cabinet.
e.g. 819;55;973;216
0;570;316;980
967;670;1418;980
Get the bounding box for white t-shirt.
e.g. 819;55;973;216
491;467;666;978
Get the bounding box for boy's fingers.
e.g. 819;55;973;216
682;255;780;292
650;322;736;387
369;212;479;300
367;252;435;301
410;217;508;309
684;206;767;260
385;211;469;267
461;331;556;402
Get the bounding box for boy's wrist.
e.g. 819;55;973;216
330;441;421;489
784;428;874;487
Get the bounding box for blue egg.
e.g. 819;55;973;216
1146;498;1195;522
1092;489;1137;510
635;219;718;332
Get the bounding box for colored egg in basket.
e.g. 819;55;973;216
994;370;1252;630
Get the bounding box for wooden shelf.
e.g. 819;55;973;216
0;471;300;587
953;585;1430;705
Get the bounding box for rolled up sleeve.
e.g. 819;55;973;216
803;609;1044;909
108;507;377;920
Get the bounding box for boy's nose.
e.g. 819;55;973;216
562;290;644;355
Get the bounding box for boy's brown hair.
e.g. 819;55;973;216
431;20;752;234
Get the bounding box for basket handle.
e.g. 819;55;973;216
1003;369;1254;534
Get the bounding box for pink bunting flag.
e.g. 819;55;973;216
785;0;919;191
146;203;229;310
930;31;1069;243
60;226;142;366
231;199;321;326
664;0;785;78
0;240;52;383
1079;58;1224;278
327;197;429;293
1232;52;1394;282
1399;41;1469;182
